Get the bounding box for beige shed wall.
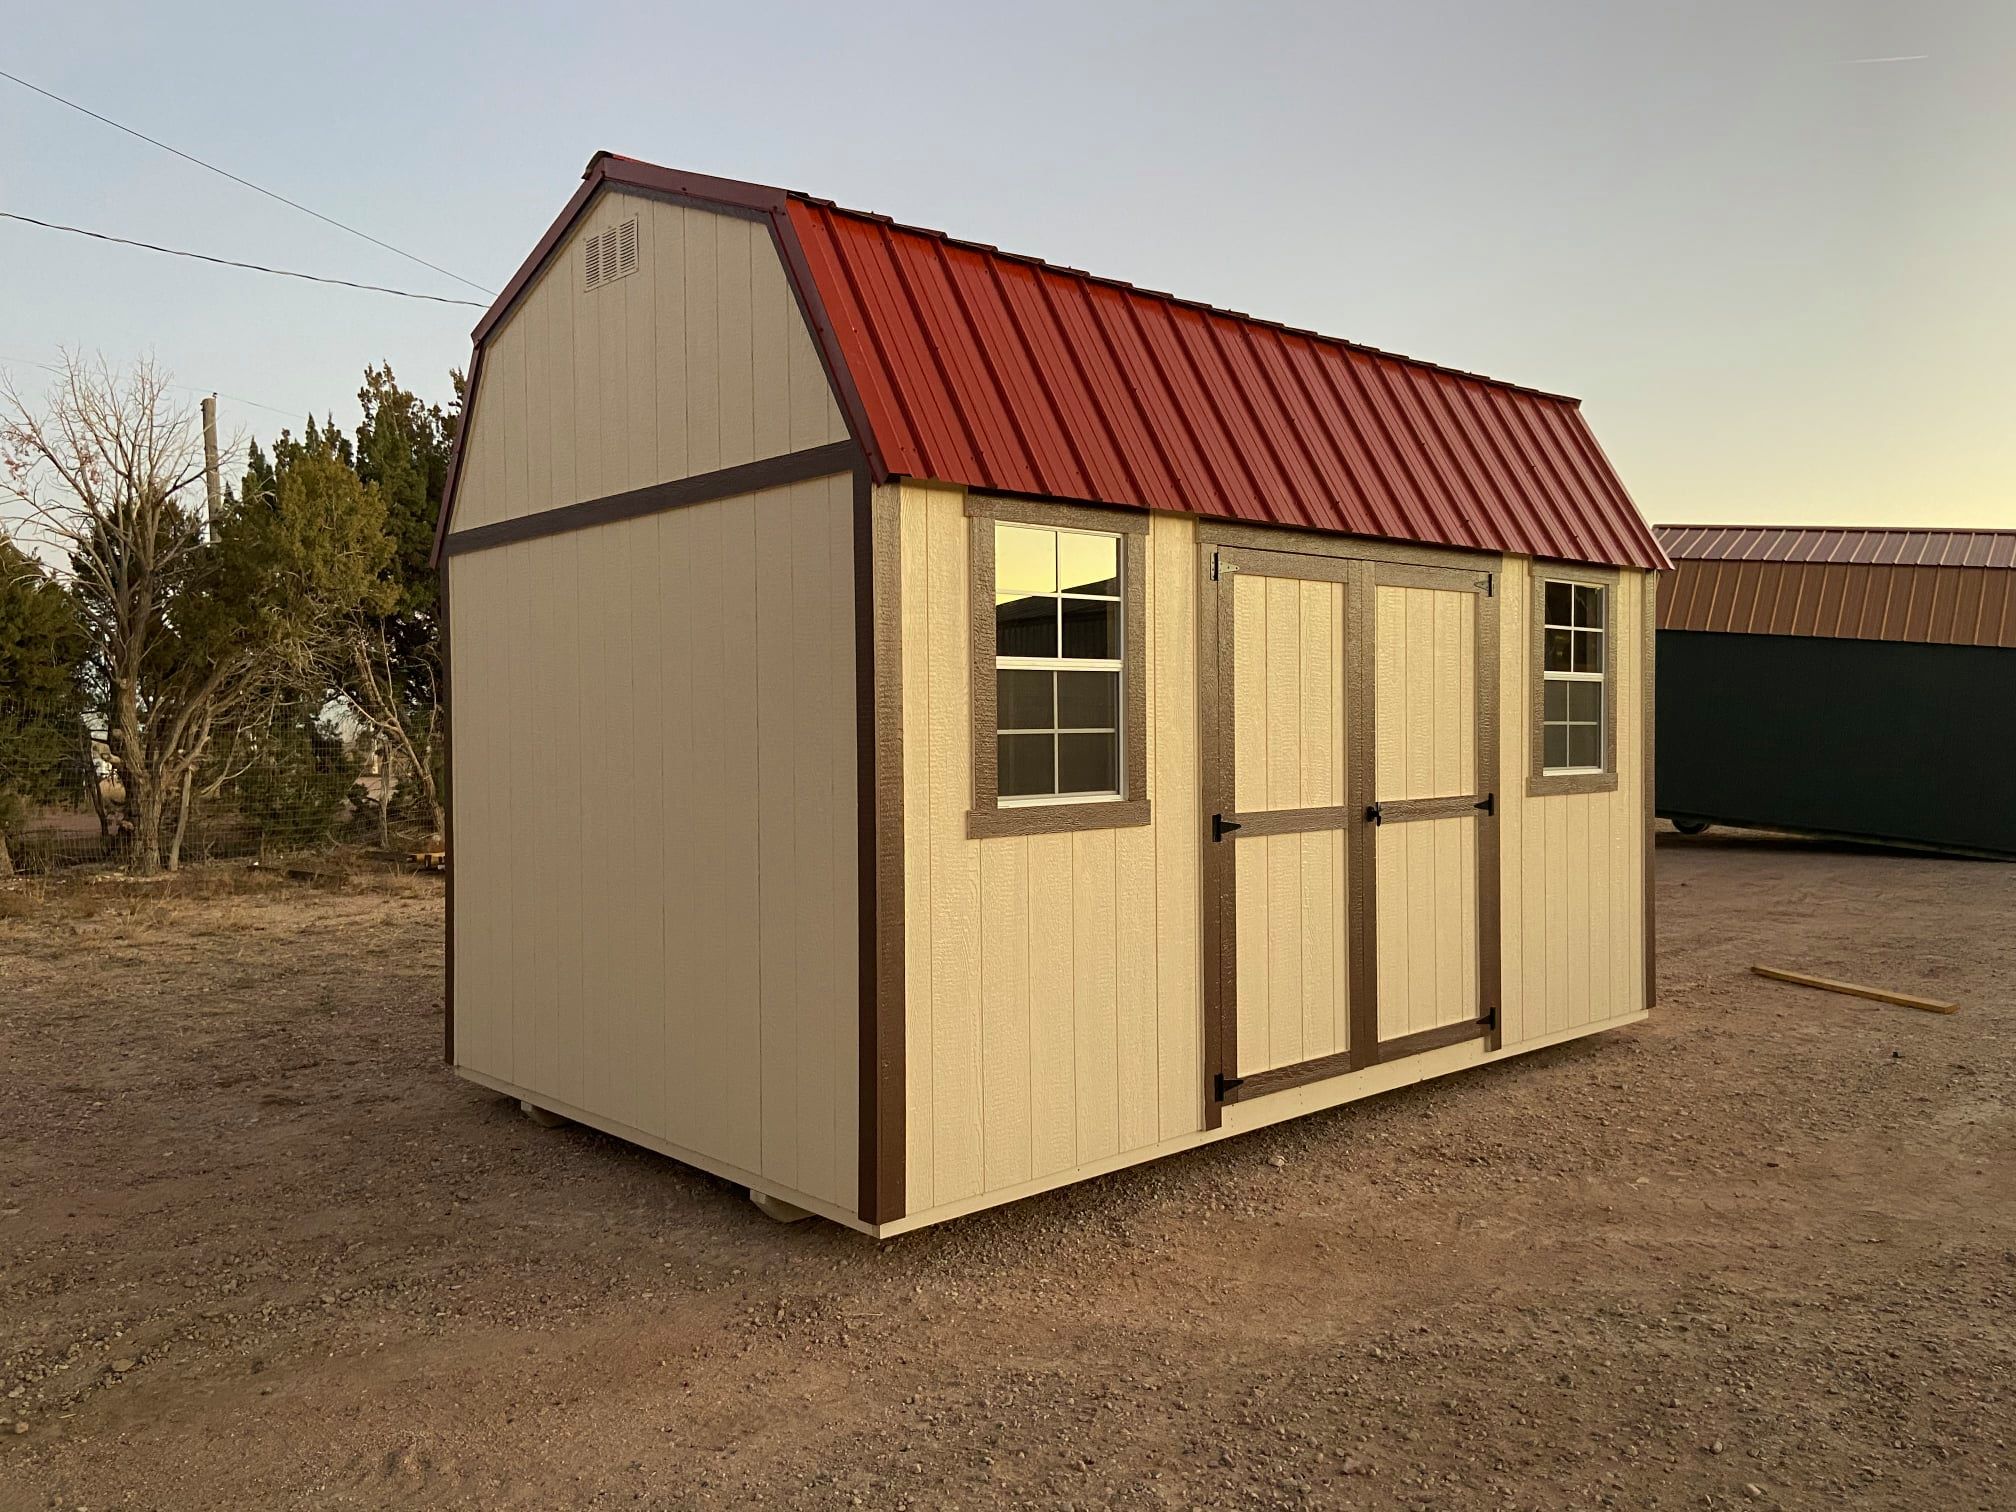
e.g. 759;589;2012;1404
1496;557;1652;1046
894;500;1652;1232
451;188;848;534
896;482;1205;1217
447;472;860;1216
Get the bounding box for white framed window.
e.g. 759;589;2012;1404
1541;579;1606;773
994;522;1124;802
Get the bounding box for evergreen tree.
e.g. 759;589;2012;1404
0;535;88;874
338;364;458;840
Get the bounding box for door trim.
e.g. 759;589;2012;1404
1199;543;1361;1126
1201;541;1503;1122
1353;558;1502;1066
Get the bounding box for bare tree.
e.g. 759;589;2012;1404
1;354;391;873
335;620;445;841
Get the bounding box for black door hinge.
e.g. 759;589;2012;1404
1478;1005;1498;1030
1474;792;1495;817
1479;573;1494;597
1212;813;1243;842
1211;550;1222;581
1366;801;1384;826
1215;1072;1245;1101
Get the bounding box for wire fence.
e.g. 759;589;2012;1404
0;695;440;876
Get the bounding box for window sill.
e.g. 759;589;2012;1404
1526;770;1620;799
967;798;1152;839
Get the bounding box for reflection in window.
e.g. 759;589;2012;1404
995;524;1124;800
1541;580;1605;773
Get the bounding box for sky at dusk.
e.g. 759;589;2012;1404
3;0;2008;529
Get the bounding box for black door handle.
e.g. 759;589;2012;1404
1366;801;1383;826
1211;814;1243;842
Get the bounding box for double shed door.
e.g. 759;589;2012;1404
1202;542;1500;1116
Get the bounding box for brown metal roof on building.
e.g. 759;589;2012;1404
1658;525;2016;569
1656;525;2016;650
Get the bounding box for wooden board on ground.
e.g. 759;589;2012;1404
1750;965;1958;1015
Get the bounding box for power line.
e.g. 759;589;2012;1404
0;211;487;308
0;353;305;420
0;66;493;296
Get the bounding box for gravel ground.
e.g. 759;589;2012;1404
0;829;2010;1510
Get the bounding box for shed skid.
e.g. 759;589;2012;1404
437;154;1661;1234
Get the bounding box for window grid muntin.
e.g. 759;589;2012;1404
995;523;1125;803
1541;580;1607;775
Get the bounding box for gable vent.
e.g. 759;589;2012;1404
583;216;641;292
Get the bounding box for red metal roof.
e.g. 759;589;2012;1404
1655;526;2016;650
785;197;1664;571
436;154;1667;571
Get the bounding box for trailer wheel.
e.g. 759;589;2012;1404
518;1099;569;1128
749;1189;813;1224
1673;818;1711;836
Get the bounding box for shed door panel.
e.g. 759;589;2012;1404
1366;567;1499;1057
1228;571;1350;1076
1372;816;1478;1040
1374;587;1476;800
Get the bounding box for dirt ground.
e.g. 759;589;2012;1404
1;831;2010;1511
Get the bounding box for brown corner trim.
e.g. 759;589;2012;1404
429;343;486;568
439;561;455;1066
441;441;861;557
1643;571;1658;1011
857;470;906;1225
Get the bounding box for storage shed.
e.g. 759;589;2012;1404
432;152;1667;1235
1656;524;2016;858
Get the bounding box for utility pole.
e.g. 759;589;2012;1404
200;394;221;542
176;393;225;871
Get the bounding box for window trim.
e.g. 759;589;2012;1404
1528;562;1620;798
967;494;1151;838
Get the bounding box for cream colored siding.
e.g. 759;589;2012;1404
897;482;1203;1216
895;500;1653;1229
1374;819;1478;1037
1496;556;1650;1046
450;189;848;534
1374;587;1476;800
1371;581;1481;1039
448;472;859;1212
1229;571;1349;1075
